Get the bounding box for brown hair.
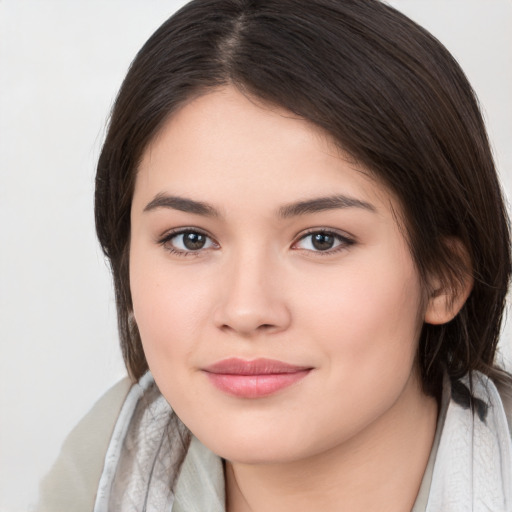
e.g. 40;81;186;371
95;0;511;395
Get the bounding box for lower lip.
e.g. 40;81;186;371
204;370;311;398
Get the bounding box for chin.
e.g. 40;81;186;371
212;442;304;465
193;423;328;466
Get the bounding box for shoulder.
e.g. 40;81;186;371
495;378;512;437
35;377;133;512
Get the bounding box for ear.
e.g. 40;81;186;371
424;239;473;325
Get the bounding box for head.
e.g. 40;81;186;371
95;0;510;403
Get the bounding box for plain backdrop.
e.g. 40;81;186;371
0;1;511;511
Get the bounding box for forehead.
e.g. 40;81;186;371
135;86;399;218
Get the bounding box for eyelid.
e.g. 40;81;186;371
292;228;356;253
157;226;209;243
157;227;219;256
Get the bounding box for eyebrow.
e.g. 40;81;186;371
143;193;376;218
277;195;376;218
144;193;219;217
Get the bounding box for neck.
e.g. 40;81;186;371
225;375;438;512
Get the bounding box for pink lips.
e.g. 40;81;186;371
202;358;312;398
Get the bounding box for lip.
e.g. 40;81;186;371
202;358;312;398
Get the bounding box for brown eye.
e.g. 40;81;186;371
161;229;217;255
294;230;354;253
182;232;207;250
311;233;335;251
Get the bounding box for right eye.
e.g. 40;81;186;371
159;229;218;256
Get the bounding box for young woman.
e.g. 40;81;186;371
37;0;512;511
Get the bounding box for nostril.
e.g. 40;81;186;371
219;322;278;334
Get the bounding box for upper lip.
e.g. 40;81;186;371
203;358;312;375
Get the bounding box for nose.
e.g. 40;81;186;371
213;249;291;337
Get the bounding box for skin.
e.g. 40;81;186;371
130;86;443;511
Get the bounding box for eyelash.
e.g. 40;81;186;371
158;228;218;257
293;229;355;256
157;228;355;257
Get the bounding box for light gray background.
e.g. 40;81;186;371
1;1;511;511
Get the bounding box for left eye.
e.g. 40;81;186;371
164;230;216;252
294;231;352;252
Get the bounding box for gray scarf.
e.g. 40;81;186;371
93;371;512;512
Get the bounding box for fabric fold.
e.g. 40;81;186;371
94;371;512;512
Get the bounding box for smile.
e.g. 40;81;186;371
202;358;312;398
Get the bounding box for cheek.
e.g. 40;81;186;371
297;252;424;371
129;249;214;365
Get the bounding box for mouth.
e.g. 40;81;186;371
202;358;313;398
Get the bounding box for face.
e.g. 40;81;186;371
130;86;428;464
